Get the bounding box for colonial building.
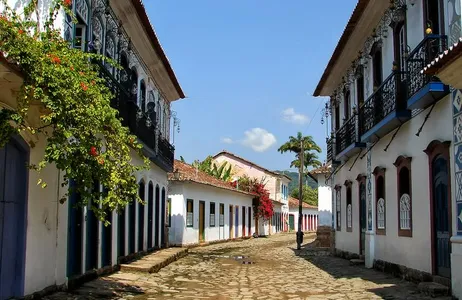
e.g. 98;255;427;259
314;0;459;296
212;150;291;235
0;0;184;299
287;197;318;232
168;160;255;246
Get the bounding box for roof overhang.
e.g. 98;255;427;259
313;0;389;97
111;0;185;102
423;38;462;89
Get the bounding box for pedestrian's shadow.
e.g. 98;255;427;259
290;242;450;299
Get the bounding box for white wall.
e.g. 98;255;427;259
168;182;255;246
333;96;452;273
316;174;332;227
288;207;319;232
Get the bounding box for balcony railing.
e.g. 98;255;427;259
158;135;175;170
326;138;333;162
407;34;447;98
335;114;357;156
359;71;407;137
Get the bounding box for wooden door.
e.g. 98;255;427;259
161;188;166;247
248;207;251;236
137;182;145;252
128;201;136;254
101;205;112;268
235;206;239;238
154;185;160;248
432;155;451;278
242;207;246;237
289;214;295;231
0;137;28;299
199;201;205;242
229;205;233;238
117;208;125;259
360;182;367;255
67;180;83;277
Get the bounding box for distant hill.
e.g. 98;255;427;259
274;170;317;192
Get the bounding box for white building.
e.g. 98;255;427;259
0;0;185;299
168;160;255;246
287;197;318;232
314;0;460;296
213;151;292;235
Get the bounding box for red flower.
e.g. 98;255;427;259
64;0;72;7
18;29;24;34
89;146;98;157
80;82;88;91
50;55;61;64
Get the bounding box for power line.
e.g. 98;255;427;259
303;97;324;135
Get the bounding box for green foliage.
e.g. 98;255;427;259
274;170;317;190
190;155;233;182
278;131;322;171
290;185;318;206
0;1;149;222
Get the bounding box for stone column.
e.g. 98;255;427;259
365;142;375;268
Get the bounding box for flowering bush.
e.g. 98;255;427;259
231;175;273;220
0;0;149;222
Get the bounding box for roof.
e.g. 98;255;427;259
213;150;292;181
310;164;332;175
423;37;462;75
131;0;185;100
168;160;255;196
313;0;369;96
288;196;317;209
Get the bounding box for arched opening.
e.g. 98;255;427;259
161;187;166;247
140;80;147;113
147;182;154;249
138;181;145;252
155;185;160;248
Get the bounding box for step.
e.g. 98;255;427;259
120;248;188;273
418;282;450;297
433;275;451;288
349;259;365;266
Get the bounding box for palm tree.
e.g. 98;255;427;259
278;132;322;171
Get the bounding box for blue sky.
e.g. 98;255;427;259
145;1;357;171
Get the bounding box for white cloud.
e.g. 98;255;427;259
241;128;277;152
282;108;309;125
221;137;234;144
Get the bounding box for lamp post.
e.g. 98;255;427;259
296;141;304;250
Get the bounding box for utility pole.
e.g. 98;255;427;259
297;140;304;250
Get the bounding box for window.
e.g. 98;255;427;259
335;185;341;231
186;199;194;227
370;41;383;89
373;167;386;235
343;88;351;120
210;202;216;227
73;0;89;51
345;180;352;232
356;67;365;107
334;102;340;132
424;0;444;35
394;156;412;237
167;198;171;227
140;80;147;113
74;24;86;50
219;203;224;227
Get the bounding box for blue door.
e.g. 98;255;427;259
128;200;136;254
85;182;99;271
161;188;166;247
432;155;451;278
0;137;28;300
117;207;125;259
147;183;153;249
154;185;160;248
101;187;112;268
235;207;239;237
67;180;83;277
138;182;145;252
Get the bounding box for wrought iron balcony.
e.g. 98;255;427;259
359;71;411;142
407;34;449;109
326;138;333;163
157;135;175;172
334;114;365;160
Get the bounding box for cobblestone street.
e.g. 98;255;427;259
45;233;452;300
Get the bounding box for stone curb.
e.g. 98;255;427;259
120;248;188;273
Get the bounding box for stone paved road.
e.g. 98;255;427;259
46;233;452;300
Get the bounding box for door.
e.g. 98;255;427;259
229;205;233;238
137;182;145;252
432;155;451;278
147;183;153;249
248;207;251;236
360;182;367;255
161;188;166;247
101;205;112;268
154;185;160;248
117;208;125;259
242;207;246;237
235;206;239;238
128;201;136;254
67;180;83;277
86;182;99;271
0;137;28;300
199;201;205;242
289;214;295;231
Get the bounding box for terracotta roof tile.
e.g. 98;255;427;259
288;196;317;209
310;164;332;175
168;160;254;196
